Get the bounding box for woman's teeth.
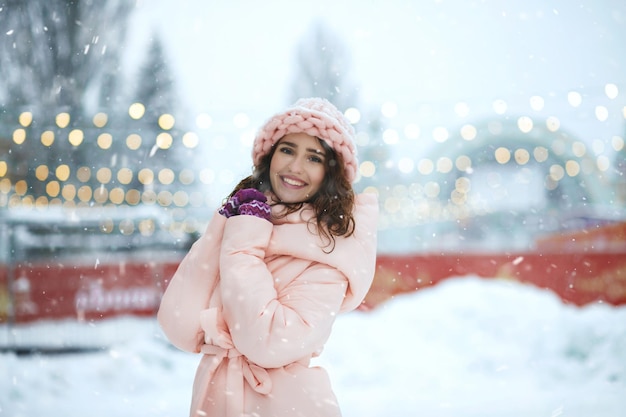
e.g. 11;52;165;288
283;177;304;186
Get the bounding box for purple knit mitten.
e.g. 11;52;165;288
219;188;268;218
238;201;272;221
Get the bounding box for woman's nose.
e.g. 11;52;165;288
288;156;304;172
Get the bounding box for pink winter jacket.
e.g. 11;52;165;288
157;193;378;417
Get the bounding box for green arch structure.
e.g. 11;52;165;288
426;117;616;208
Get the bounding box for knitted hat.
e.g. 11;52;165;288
252;97;358;183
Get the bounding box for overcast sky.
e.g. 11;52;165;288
126;0;626;116
116;0;626;208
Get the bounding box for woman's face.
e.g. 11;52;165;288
269;132;327;203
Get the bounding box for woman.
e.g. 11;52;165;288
158;97;378;417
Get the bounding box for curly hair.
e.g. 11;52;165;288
227;138;356;251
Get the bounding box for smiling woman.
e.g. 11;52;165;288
157;97;379;417
269;133;328;203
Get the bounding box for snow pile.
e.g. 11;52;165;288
2;276;625;417
319;277;626;417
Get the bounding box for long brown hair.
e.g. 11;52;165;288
227;138;356;250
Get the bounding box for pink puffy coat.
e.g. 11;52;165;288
157;193;378;417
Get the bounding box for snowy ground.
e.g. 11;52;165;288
2;275;626;417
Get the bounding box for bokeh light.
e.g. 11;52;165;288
382;129;399;145
117;168;133;185
381;101;398;118
1;88;624;240
460;124;477;141
595;106;609;121
13;128;26;144
56;165;70;181
158;168;175;185
97;168;112;184
97;133;113;149
432;127;449;143
138;168;154;185
182;132;199;148
514;149;530;165
18;112;33;127
529;95;545;111
360;161;376;178
156;133;173;149
35;165;49;181
77;167;91;182
517;116;533;133
158;114;175;130
128;103;145;119
436;157;453;173
56;112;70;128
126;134;142;150
568;91;583;107
68;129;84;146
605;83;619;99
492;99;507;114
41;131;55;146
495;148;511;164
417;159;434;175
345;107;361;124
93;112;108;128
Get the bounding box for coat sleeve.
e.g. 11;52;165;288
219;215;348;369
157;213;226;353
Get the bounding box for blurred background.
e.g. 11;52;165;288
0;0;626;417
2;0;625;246
1;0;625;336
1;1;626;415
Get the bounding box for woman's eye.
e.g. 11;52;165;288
309;155;323;163
279;147;294;155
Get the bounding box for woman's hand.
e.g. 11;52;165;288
219;188;271;221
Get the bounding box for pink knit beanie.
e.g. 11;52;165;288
252;97;358;183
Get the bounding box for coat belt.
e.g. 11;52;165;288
200;345;272;394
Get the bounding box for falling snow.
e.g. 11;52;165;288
2;276;625;417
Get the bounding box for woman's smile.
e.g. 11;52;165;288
280;175;307;187
269;132;326;203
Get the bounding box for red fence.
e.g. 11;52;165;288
2;248;624;326
1;222;625;349
364;222;626;308
0;256;180;325
364;250;626;309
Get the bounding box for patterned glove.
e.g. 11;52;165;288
238;201;272;221
219;188;270;221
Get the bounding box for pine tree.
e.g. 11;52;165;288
0;0;135;199
127;31;194;198
288;19;358;112
134;33;178;123
0;0;134;117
